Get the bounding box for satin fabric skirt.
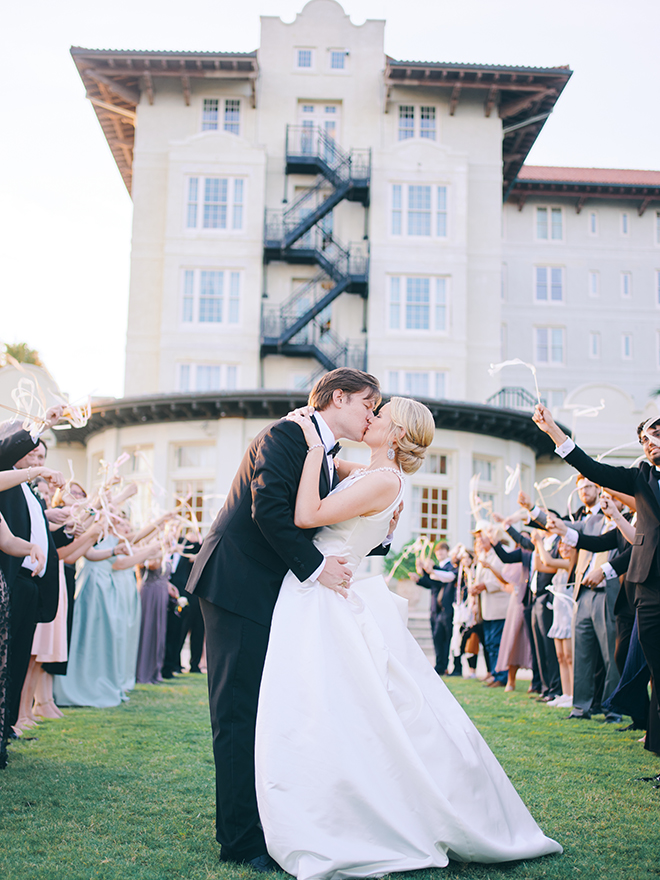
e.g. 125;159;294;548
256;574;561;880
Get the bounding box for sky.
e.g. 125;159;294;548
2;0;659;402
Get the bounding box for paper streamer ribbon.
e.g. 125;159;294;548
488;359;541;405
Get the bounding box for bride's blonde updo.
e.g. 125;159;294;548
388;397;435;475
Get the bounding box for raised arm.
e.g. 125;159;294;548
287;412;400;528
0;465;65;493
532;404;637;495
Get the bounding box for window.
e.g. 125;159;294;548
622;333;633;360
588;271;599;297
174;480;214;531
656;212;660;245
224;99;240;135
398;105;415;140
202;98;239;134
388;276;449;332
621;272;632;298
185;177;245;231
589;331;601;359
181;269;241;325
398;105;437;140
408;186;431;236
535;266;563;303
330;50;346;70
656;270;660;306
589;211;598;235
411;486;449;542
621;212;629;235
202;98;219;131
386;370;446;399
391;184;448;239
178;363;239;391
296;48;313;69
175;445;215;469
420;106;436;140
536;207;563;240
419;453;447;475
473;458;495;483
535;327;564;365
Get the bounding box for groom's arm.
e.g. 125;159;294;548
251;420;325;583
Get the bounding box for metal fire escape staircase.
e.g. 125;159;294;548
262;125;370;373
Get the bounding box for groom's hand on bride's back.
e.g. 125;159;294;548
318;556;353;597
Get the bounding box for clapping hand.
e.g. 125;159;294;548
545;513;567;536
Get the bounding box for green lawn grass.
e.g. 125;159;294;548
0;675;658;880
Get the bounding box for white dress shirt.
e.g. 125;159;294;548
20;482;48;577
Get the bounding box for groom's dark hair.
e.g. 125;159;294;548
309;368;381;412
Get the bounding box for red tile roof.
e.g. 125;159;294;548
519;166;660;186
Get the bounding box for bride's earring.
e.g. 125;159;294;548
387;442;396;461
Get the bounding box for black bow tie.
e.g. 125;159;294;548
328;442;342;458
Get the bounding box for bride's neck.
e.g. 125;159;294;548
367;448;396;471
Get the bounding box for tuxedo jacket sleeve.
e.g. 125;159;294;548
506;525;534;551
574;530;619;552
0;424;38;470
251;420;324;581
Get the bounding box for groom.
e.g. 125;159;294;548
186;369;395;871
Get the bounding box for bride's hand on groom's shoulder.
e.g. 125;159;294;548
286;404;315;419
286;409;320;448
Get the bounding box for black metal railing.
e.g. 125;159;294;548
486;387;538;410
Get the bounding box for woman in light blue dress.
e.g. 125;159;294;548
54;532;159;708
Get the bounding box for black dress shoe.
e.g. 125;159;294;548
246;854;279;873
616;722;646;732
567;711;591;720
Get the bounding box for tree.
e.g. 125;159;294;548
0;342;44;368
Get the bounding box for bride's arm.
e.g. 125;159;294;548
334;459;364;481
288;413;400;528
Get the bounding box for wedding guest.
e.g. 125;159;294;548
136;554;179;685
0;415;64;735
471;523;509;687
532;405;660;753
163;535;203;677
0;505;46;767
409;541;456;676
533;537;577;709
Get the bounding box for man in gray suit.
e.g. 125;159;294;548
543;477;621;720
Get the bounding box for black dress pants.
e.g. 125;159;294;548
8;573;38;727
634;581;660;754
199;598;271;861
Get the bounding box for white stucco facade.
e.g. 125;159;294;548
47;0;660;542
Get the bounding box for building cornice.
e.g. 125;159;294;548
508;165;660;215
60;391;559;458
70;47;259;193
384;59;572;196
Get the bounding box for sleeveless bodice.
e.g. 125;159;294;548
312;469;404;573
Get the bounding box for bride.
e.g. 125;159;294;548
255;397;561;879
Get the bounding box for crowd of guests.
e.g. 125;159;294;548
410;408;659;765
0;411;205;769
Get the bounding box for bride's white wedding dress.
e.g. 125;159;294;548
255;470;561;880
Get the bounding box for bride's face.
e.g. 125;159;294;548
363;402;393;449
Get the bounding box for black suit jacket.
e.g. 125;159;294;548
187;417;344;627
418;560;456;622
562;444;660;585
0;425;60;621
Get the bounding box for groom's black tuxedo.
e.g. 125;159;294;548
188;414;387;863
186;418;330;625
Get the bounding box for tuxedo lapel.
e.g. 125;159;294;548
646;465;660;511
311;415;331;498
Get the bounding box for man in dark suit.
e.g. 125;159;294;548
411;542;456;675
186;369;394;871
533;404;660;756
0;409;63;731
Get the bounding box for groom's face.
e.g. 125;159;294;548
333;389;377;442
